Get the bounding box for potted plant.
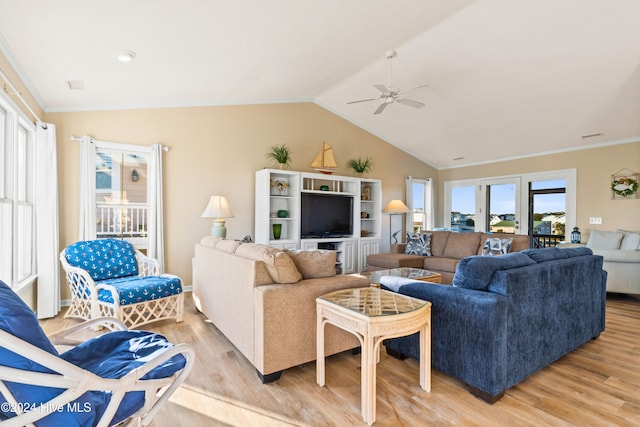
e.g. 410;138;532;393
268;144;292;169
347;157;374;176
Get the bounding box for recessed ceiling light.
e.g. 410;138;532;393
113;50;136;63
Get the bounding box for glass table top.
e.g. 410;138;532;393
361;267;440;285
318;287;428;317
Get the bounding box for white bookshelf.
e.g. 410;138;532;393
255;169;381;272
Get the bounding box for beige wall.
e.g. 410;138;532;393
437;141;640;238
46;103;436;298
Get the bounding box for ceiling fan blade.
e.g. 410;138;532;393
374;84;389;94
373;102;389;115
397;98;425;109
347;98;378;104
401;83;429;94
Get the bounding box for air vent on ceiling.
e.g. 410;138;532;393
66;80;85;90
581;132;603;139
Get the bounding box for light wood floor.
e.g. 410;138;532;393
41;293;640;426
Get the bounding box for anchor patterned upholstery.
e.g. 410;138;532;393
64;239;140;281
61;238;184;329
96;275;182;305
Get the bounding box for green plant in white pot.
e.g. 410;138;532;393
268;144;292;169
347;157;373;176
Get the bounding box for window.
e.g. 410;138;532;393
94;146;149;249
0;96;36;288
405;177;434;233
449;185;476;232
444;170;576;247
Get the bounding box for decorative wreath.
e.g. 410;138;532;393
611;176;639;197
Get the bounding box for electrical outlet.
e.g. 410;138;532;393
589;217;602;225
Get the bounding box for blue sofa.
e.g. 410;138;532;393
381;247;607;403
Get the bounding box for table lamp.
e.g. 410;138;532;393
201;195;234;238
383;199;409;245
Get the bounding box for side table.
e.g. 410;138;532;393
316;287;431;425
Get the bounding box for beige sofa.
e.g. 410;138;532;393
367;231;530;284
192;237;368;382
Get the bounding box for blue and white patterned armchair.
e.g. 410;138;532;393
60;238;184;329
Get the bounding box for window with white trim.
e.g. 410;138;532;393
0;95;36;288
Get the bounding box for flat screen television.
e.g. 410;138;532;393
300;193;353;238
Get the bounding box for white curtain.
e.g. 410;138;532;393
424;178;435;230
78;136;96;240
35;123;60;319
147;144;165;272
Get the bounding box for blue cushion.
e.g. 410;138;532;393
453;253;536;291
97;275;182;305
0;281;103;425
65;239;139;282
61;331;187;425
521;247;569;263
0;280;185;426
561;247;593;257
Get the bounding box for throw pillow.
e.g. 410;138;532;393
200;236;222;248
214;239;241;253
482;237;513;256
286;250;337;279
586;230;623;250
405;232;432;256
618;230;640;250
235;244;302;284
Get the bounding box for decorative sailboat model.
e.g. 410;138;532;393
310;142;337;174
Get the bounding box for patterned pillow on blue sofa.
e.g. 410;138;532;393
405;232;432;256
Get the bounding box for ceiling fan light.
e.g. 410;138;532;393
113;50;136;63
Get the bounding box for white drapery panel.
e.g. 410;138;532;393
35;123;60;319
78;136;96;240
147;144;165;272
424;178;435;230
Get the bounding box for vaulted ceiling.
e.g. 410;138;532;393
1;0;638;168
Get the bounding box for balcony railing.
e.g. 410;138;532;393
532;234;564;248
96;203;148;242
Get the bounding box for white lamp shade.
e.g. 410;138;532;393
383;199;409;214
201;195;234;219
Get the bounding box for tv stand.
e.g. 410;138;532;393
255;169;381;273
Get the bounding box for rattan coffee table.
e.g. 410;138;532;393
316;287;431;425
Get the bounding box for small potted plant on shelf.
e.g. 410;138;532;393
347;157;374;176
267;144;292;169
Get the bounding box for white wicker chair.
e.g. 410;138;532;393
60;238;184;329
0;280;194;427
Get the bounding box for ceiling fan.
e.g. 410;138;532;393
347;50;428;115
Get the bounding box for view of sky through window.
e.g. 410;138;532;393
452;180;566;215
